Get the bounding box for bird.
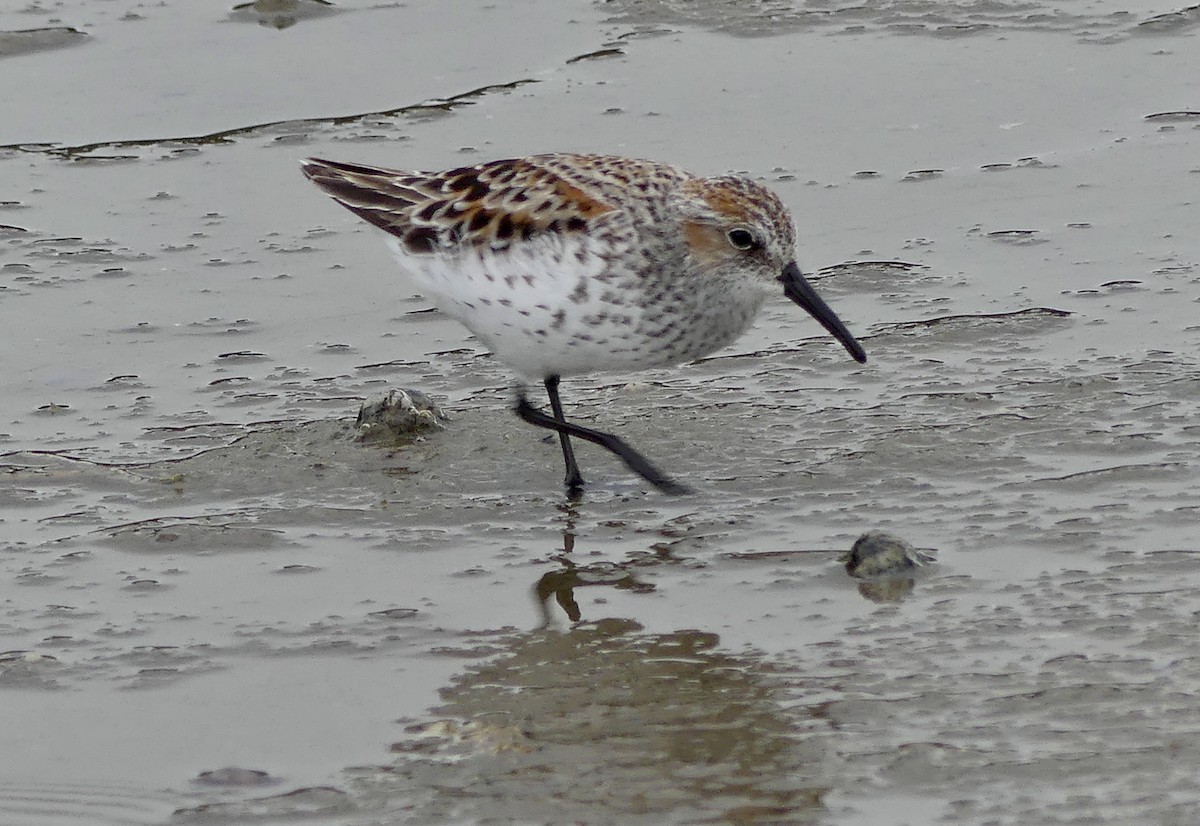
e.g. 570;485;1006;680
300;153;866;495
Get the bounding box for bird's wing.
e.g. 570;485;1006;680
300;155;617;255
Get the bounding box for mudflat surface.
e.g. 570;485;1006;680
2;0;1199;823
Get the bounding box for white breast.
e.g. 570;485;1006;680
383;232;659;378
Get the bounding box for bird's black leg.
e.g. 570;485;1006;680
514;382;692;496
544;375;584;492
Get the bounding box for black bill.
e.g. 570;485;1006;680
779;261;867;364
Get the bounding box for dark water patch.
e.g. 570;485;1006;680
0;27;88;58
0;651;65;689
193;766;281;787
174;785;354;822
229;0;339;30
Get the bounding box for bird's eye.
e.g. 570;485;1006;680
727;228;757;251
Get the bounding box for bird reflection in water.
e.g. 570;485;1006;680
533;499;659;627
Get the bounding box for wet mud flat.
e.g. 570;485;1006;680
4;0;1200;823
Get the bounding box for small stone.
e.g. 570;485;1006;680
193;767;279;787
841;530;935;578
355;389;445;446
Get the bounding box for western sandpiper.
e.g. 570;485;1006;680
301;153;866;494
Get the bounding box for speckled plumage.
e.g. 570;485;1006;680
301;153;866;493
301;153;854;377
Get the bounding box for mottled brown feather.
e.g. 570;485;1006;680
300;156;617;254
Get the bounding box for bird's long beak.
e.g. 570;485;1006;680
780;261;867;364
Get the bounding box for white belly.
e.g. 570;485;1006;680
383;233;765;379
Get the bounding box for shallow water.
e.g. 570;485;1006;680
2;0;1200;823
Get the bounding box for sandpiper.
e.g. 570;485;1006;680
301;153;866;494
